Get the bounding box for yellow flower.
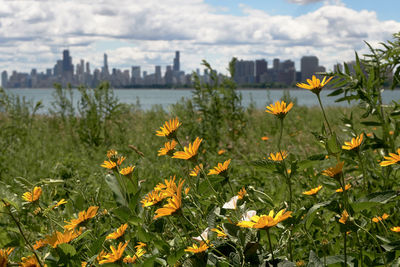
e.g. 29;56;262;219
237;209;292;230
158;140;177;156
141;190;165;207
303;185;323;196
261;136;269;141
268;151;288;161
322;161;344;179
208;159;231;176
64;206;99;230
153;176;180;198
296;75;333;95
156;117;181;138
45;229;83;248
184;241;211;253
51;199;68;210
0;248;14;267
100;160;116;169
336;184;351;193
296;260;306;267
172;137;202;160
391;227;400;232
237;187;246;199
265;101;293;118
211;226;228;238
189;164;203;176
120;166;135;176
342;134;363;150
19;255;46;267
22;186;42;202
339;210;349;224
380;148;400;166
123;243;146;263
106;223;128;240
372;213;390;223
107;149;118;159
96;250;107;263
98;241;129;265
154;180;184;219
117;156;126;166
218;149;226;155
135;242;146;250
33;239;47;250
123;247;146;264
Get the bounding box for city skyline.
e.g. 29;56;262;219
1;48;342;88
0;0;399;77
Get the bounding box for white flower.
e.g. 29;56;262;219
241;210;257;221
192;227;209;242
222;196;239;210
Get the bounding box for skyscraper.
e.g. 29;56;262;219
155;65;162;84
234;60;255;84
1;71;8;88
255;59;267;83
301;56;318;81
131;66;141;85
173;51;180;72
62;49;73;78
102;53;109;77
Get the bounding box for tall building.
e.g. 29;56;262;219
277;60;296;85
165;65;173;85
155;65;162;84
234;60;255;84
255;59;267;83
273;58;280;71
1;70;8;88
62;49;73;78
301;56;318;81
131;66;141;85
102;53;109;77
173;51;180;72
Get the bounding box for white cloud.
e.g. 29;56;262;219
0;0;399;75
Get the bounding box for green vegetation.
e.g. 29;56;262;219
0;34;399;266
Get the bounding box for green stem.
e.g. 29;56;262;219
277;118;293;262
344;232;347;267
3;200;44;267
316;94;333;135
266;229;277;267
167;216;187;245
354;222;388;267
356;231;363;267
277;119;292;210
357;151;368;192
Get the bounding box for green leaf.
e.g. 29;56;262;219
304;201;331;229
250;160;276;172
308;250;324;267
105;174;128;207
327;88;343;97
167;248;186;265
326;133;341;155
58;243;76;257
358;190;398;203
112;206;133;222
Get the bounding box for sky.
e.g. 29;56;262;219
0;0;399;75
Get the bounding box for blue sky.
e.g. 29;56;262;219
0;0;399;76
204;0;399;21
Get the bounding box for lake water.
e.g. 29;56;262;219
4;88;400;113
